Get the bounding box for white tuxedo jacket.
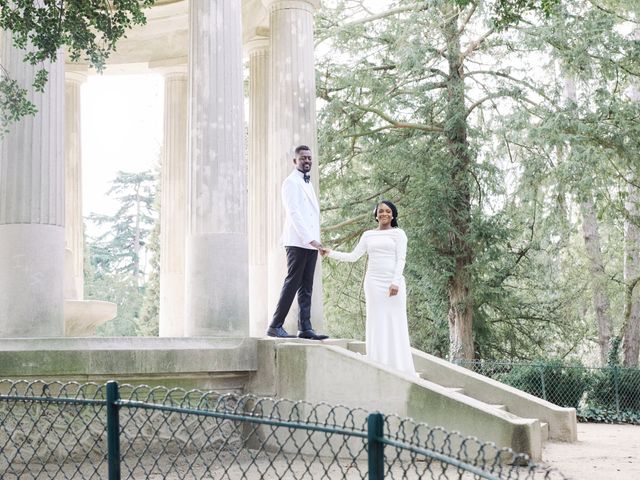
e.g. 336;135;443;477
280;169;320;249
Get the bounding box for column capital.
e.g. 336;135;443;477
261;0;320;13
149;57;188;76
244;31;270;56
64;70;88;84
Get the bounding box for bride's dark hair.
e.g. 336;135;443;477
373;200;399;227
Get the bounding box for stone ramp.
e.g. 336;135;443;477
250;339;578;460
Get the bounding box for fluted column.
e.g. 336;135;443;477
264;0;323;332
0;35;65;337
159;67;188;337
64;71;86;301
246;34;270;337
185;0;248;336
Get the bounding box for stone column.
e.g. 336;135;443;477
245;33;270;337
264;0;324;333
159;66;188;337
64;70;86;301
185;0;249;336
0;36;65;337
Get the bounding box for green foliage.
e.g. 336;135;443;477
88;171;157;281
578;406;640;425
495;360;592;408
491;0;561;30
588;367;640;412
473;360;640;424
0;0;155;127
86;275;143;337
0;71;35;134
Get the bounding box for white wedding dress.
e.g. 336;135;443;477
329;228;417;376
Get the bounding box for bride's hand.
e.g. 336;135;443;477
388;284;399;296
320;248;331;257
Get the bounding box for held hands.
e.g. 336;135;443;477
388;284;399;296
310;240;330;257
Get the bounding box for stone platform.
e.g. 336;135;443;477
0;336;577;459
0;337;256;392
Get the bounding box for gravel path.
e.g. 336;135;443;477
542;423;639;480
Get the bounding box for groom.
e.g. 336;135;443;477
266;145;329;340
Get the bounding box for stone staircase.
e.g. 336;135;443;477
346;340;571;448
253;338;577;460
436;383;550;442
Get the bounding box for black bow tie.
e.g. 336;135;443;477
303;173;310;183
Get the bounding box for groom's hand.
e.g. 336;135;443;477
389;284;399;296
310;240;323;250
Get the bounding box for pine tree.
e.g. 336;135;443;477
85;170;158;336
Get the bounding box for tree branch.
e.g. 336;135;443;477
461;28;495;60
342;3;429;28
458;2;477;35
465;70;553;103
352;104;444;132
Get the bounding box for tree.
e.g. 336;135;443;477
85;170;158;336
0;0;155;129
497;0;640;365
316;0;640;365
88;171;157;284
317;0;572;361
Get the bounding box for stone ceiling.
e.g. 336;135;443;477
67;0;269;74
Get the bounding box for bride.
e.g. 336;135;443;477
322;200;417;377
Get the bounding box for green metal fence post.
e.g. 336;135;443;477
106;381;121;480
613;366;620;416
540;366;547;401
368;412;384;480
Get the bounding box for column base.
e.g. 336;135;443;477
0;224;64;337
185;232;249;336
159;272;186;337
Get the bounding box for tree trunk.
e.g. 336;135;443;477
623;60;640;367
444;6;475;361
562;74;613;366
580;197;612;365
623;182;640;367
133;187;142;284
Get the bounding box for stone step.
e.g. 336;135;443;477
446;387;465;395
390;366;552;446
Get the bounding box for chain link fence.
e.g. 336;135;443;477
457;360;640;425
0;379;570;479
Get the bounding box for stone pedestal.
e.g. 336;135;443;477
0;36;65;337
185;0;249;336
246;34;270;337
264;0;323;333
159;67;188;337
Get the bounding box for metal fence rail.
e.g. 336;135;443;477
0;380;569;479
457;360;640;424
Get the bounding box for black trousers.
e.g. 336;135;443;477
270;246;318;331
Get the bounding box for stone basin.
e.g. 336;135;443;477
64;300;117;337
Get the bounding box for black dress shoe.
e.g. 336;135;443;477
297;329;329;340
266;327;296;338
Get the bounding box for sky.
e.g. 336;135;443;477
81;74;164;225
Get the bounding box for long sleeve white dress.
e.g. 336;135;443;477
329;228;417;376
